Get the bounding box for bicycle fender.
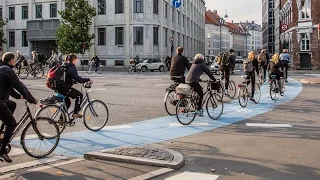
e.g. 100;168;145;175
164;92;169;103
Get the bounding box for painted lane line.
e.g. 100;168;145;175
0;156;68;174
155;84;171;87
90;88;107;91
129;168;174;180
8;148;25;156
12;133;51;142
169;123;210;127
165;171;220;180
34;85;46;87
0;159;84;179
246;123;292;128
101;125;133;130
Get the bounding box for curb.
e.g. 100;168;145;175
84;148;185;170
300;79;320;84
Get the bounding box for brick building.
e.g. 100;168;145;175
279;0;320;69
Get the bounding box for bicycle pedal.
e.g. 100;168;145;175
68;121;76;126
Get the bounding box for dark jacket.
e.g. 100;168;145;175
252;58;259;71
185;58;216;83
65;62;90;88
91;56;100;64
229;55;236;65
0;62;36;103
170;54;190;77
268;61;283;75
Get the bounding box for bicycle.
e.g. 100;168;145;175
0;101;60;159
237;75;261;108
35;82;109;133
87;61;103;74
258;65;266;85
217;78;236;99
164;81;180;116
127;64;142;74
269;75;285;100
175;80;224;125
18;62;44;79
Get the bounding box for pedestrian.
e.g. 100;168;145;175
279;49;290;82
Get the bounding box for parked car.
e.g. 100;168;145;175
139;59;165;72
210;56;220;75
235;56;244;63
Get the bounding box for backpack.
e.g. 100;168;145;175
216;56;223;65
220;53;230;66
243;59;254;73
46;64;67;90
258;53;266;63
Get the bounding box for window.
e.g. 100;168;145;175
300;1;311;19
172;8;174;22
22;31;28;47
301;33;310;51
165;3;168;18
115;27;124;45
0;8;2;18
134;0;143;13
98;28;106;45
115;0;124;14
98;0;106;15
35;4;42;19
182;15;185;27
153;0;158;14
9;31;15;47
153;27;159;45
134;27;143;45
9;7;15;20
50;3;57;17
164;28;168;47
177;12;180;25
22;6;28;19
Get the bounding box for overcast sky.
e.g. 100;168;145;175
205;0;262;25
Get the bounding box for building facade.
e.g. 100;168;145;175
262;0;276;54
279;0;320;69
274;0;281;53
238;21;263;55
0;0;206;67
227;22;247;57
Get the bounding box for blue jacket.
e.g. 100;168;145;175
280;53;290;62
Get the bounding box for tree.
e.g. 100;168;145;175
0;18;7;44
56;0;96;54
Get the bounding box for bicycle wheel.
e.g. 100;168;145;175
176;97;196;125
227;81;236;99
253;83;261;104
270;80;277;100
87;66;93;74
128;66;134;74
164;90;179;116
206;93;224;120
35;67;44;78
21;117;60;158
97;66;103;74
280;78;286;93
83;100;109;131
238;86;248;108
219;81;225;98
43;66;49;77
18;67;29;79
35;105;67;134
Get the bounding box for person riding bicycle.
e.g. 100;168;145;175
47;50;60;68
30;51;39;77
170;47;191;84
164;56;171;70
268;53;284;92
185;54;216;116
217;49;232;95
280;49;290;83
90;54;100;71
243;51;259;103
0;52;38;163
56;54;92;119
258;49;267;81
15;51;26;71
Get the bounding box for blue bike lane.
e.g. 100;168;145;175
17;78;303;158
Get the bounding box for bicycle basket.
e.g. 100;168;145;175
210;81;221;90
176;84;192;96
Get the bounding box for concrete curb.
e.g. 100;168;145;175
84;148;185;170
300;78;320;84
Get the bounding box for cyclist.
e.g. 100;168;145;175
280;49;290;83
15;51;26;72
164;56;171;70
90;54;100;72
229;49;236;75
217;50;232;95
243;51;259;103
185;54;216;116
47;50;60;68
170;47;191;83
30;51;39;77
56;54;92;119
0;52;38;163
268;53;284;92
258;49;267;81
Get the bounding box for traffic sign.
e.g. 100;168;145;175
281;24;288;31
169;37;174;43
172;0;182;8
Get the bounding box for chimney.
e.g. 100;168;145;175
213;10;217;14
252;21;255;24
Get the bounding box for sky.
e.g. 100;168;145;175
205;0;262;25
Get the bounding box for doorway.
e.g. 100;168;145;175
300;53;311;69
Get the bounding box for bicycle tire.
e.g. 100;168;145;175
270;80;277;100
253;83;261;104
206;93;224;120
228;81;236;99
35;67;44;78
164;90;178;116
21;117;60;158
18;68;29;79
35;104;67;134
97;66;103;74
83;100;109;131
128;66;134;74
238;86;248;108
87;66;93;74
176;97;196;125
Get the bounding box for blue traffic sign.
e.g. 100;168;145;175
172;0;182;8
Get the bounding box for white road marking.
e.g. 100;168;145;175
246;123;292;128
165;172;219;180
101;125;133;130
169;123;210;127
34;85;46;87
8;148;25;156
155;84;171;87
12;133;51;142
129;168;174;180
90;88;107;91
0;156;68;174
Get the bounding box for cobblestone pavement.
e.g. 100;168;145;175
105;147;174;161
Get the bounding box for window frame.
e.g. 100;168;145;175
22;31;28;47
153;0;158;14
299;1;311;20
9;31;15;47
153;26;159;45
134;0;143;13
50;3;57;18
115;27;124;45
98;28;106;46
115;0;124;14
9;7;15;20
35;4;42;19
134;27;144;45
98;0;106;15
22;5;28;19
300;33;310;51
164;2;168;18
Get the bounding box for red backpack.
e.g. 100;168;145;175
46;64;67;90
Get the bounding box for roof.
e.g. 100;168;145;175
226;22;246;35
205;11;220;25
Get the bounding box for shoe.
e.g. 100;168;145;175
249;98;256;103
0;153;12;163
285;80;288;83
195;110;204;117
72;114;83;118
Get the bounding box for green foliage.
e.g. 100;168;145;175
56;0;96;54
0;18;7;44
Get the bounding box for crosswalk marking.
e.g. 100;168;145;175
12;133;51;142
165;172;219;180
169;123;210;127
246;123;292;128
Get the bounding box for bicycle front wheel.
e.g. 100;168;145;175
270;80;277;100
238;86;248;108
228;81;236;99
21;117;60;158
176;97;196;125
83;100;109;131
128;66;134;74
253;83;261;104
35;67;44;78
164;91;179;116
87;66;93;74
97;66;103;74
206;93;224;120
18;67;29;79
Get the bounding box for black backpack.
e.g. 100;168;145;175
46;64;67;90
